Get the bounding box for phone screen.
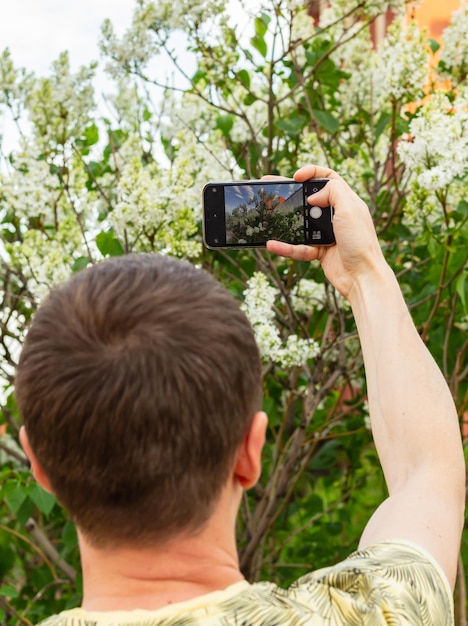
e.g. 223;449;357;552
203;179;334;249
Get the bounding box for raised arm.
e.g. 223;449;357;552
267;164;465;589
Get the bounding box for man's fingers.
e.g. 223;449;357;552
266;240;321;261
294;164;343;182
261;175;294;181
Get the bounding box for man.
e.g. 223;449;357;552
16;164;465;625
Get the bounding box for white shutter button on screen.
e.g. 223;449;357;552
309;206;322;219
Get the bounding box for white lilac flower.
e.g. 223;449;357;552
27;52;96;151
291;279;326;315
276;334;320;368
398;89;468;192
377;19;430;103
242;272;320;367
397;87;468;226
1;149;58;224
101;0;226;80
241;271;278;326
6;218;84;302
254;323;283;361
439;1;468;85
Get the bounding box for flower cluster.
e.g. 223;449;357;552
397;88;468;225
290;278;326;316
398;89;468;190
377;18;429;102
439;1;468;85
110;109;231;260
27;52;96;153
0;147;59;224
100;4;162;79
336;17;429;117
7;215;85;302
1;144;94;301
101;0;226;79
111;151;200;259
242;272;320;368
146;0;226;30
0;48;35;120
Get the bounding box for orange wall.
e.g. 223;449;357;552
411;0;461;38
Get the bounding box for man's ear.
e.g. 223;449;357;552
19;426;54;494
234;411;268;489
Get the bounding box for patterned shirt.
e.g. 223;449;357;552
37;541;453;626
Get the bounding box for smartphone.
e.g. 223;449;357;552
202;178;334;249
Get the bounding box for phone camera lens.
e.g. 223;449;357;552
213;237;220;244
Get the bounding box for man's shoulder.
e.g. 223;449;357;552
287;540;453;624
35;541;453;626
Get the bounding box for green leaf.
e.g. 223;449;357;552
312;109;340;133
0;585;18;598
62;520;78;551
16;497;35;527
83;123;99;146
3;480;27;515
243;93;257;106
216;115;234;136
251;35;267;58
142;107;152;122
375;112;391;140
95;230;125;257
192;69;207;85
304;37;333;68
237;69;251;90
28;484;56;516
255;14;270;38
394;114;410;136
305;49;319;67
103;129;126;159
455;199;468;216
428;38;440;53
456;270;467;313
0;532;15;578
427;236;438;259
275;116;306;137
71;256;90;273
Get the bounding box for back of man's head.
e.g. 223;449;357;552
15;254;262;547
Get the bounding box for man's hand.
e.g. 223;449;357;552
266;164;388;302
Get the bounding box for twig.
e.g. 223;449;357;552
0;439;28;465
24;518;77;583
0;597;33;626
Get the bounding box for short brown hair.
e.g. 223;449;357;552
16;254;262;546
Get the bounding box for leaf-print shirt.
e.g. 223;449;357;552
37;541;453;626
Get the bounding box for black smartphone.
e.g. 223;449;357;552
202;178;334;249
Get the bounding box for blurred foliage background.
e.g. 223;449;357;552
0;0;467;624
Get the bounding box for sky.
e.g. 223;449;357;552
0;0;136;76
0;0;257;78
0;0;189;151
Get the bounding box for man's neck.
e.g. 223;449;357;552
78;486;244;611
